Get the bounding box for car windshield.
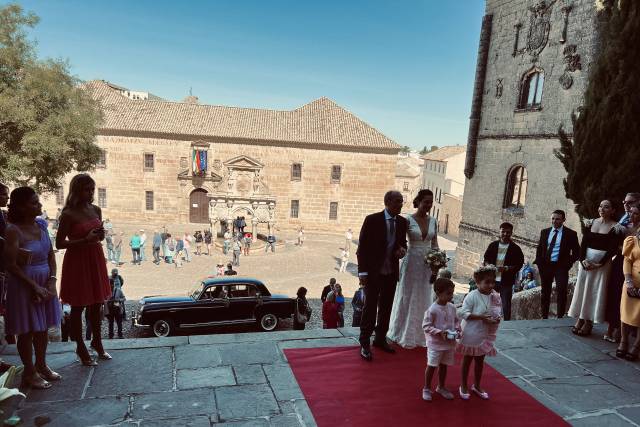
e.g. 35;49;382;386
189;282;205;300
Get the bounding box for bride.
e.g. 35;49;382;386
388;189;439;349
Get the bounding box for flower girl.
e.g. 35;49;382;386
457;265;502;400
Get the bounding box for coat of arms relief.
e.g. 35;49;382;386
526;0;556;60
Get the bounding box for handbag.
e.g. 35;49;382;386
627;286;640;299
295;300;308;323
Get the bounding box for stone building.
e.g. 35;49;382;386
41;80;400;235
456;0;598;276
422;146;466;236
395;153;423;214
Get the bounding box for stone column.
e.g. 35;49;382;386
251;219;258;241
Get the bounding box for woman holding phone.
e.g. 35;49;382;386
57;174;111;366
4;187;61;389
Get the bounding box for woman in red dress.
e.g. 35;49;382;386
57;174;112;365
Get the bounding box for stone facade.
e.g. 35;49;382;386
456;0;599;277
422;146;466;236
440;193;462;238
41;81;400;234
395;153;423;214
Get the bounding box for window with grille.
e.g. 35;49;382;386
518;69;544;110
504;165;528;210
290;200;299;218
144;153;155;171
97;149;106;167
329;202;338;220
403;182;409;191
98;188;107;208
291;163;302;181
331;165;342;183
180;157;188;169
145;191;154;210
55;186;64;206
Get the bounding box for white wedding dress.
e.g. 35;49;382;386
387;214;437;348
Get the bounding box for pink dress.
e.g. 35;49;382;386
456;290;502;357
60;218;111;306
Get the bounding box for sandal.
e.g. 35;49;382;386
577;322;593;337
76;349;98;367
603;335;617;343
616;344;627;358
625;346;639;362
20;373;51;390
36;366;62;381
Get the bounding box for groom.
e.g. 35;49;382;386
357;190;408;361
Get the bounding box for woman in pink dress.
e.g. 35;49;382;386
57;174;112;365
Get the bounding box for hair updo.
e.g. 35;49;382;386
7;186;37;223
413;189;433;208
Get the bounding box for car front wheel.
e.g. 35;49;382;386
152;319;173;337
258;313;278;331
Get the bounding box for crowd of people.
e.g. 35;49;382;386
3;174;640;400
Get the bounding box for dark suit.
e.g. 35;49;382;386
534;226;580;318
357;210;408;347
484;240;524;321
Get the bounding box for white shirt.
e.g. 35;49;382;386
547;226;564;262
495;242;509;282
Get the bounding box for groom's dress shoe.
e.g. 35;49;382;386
372;341;396;354
360;346;372;361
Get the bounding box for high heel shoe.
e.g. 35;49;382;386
76;349;98;366
90;342;113;360
36;366;62;381
20;373;52;390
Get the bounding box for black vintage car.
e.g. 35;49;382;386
133;277;296;337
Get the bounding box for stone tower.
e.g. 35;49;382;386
456;0;600;277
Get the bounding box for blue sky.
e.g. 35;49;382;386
17;0;485;150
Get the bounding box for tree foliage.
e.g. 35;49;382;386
555;0;640;219
0;4;102;192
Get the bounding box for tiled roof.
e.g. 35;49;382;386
395;159;421;177
84;80;400;151
421;145;466;161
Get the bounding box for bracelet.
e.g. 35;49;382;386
49;276;57;281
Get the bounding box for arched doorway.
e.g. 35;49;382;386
189;189;209;223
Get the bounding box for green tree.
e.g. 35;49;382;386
0;4;102;192
400;145;411;154
555;0;640;219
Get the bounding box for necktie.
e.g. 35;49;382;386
388;217;396;243
547;229;558;261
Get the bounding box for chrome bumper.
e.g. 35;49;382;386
132;312;150;328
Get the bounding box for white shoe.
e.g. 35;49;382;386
471;385;489;400
422;388;432;401
459;386;470;400
436;386;454;400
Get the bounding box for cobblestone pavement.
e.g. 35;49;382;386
52;229;461;339
54;229;461;302
2;319;640;426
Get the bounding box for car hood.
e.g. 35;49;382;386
142;296;193;304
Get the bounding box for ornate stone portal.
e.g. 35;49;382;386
208;155;276;240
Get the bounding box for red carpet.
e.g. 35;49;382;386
284;346;569;427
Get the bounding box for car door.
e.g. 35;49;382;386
187;285;231;326
227;284;259;320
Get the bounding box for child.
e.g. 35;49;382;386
422;278;460;401
457;265;502;400
322;292;339;329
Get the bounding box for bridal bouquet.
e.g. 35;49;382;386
425;249;448;284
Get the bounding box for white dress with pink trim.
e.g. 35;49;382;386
456;289;502;357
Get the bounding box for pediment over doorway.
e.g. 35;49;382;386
223;155;264;171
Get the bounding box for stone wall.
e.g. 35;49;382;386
439;194;462;238
40;134;397;234
456;0;598;277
